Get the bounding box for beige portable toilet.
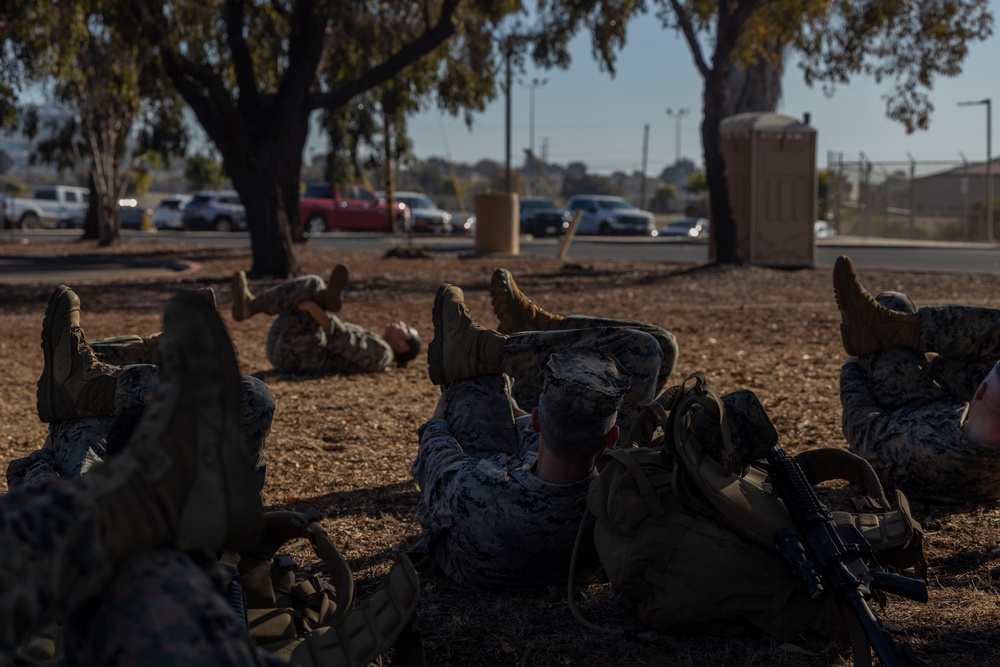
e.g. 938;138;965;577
717;112;817;267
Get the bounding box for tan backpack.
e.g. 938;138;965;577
570;374;926;659
223;509;425;667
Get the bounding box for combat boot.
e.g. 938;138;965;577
85;291;263;559
833;256;920;355
325;264;350;313
36;285;121;423
428;284;505;386
490;268;564;334
231;271;258;321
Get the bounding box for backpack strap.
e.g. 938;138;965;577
268;555;423;667
793;448;889;506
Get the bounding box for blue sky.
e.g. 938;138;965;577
405;5;1000;175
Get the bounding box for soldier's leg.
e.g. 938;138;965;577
234;273;326;320
265;312;327;373
90;333;162;367
437;375;520;458
856;292;949;410
917;305;1000;361
64;550;270;667
501;327;662;439
321;315;395;374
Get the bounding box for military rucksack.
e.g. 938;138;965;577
570;373;925;654
222;508;424;667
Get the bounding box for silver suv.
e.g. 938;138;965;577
181;190;246;232
566;195;656;236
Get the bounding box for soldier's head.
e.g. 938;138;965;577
534;349;631;466
966;361;1000;446
384;321;421;368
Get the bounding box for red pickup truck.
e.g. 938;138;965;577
299;183;409;233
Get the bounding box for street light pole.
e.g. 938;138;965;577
519;77;547;195
959;98;993;243
665;108;690;164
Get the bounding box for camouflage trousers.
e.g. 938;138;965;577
861;304;1000;408
444;326;664;453
7;365;273;492
0;479;288;666
90;333;162;368
259;276;394;374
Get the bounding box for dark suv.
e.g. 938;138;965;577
519;196;570;237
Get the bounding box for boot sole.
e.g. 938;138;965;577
162;294;263;551
490;269;516;335
427;284;449;386
36;286;78;423
832;256;863;355
326;264;349;313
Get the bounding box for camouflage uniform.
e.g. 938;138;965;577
259;275;395;374
842;302;1000;503
0;478;288;666
411;328;659;590
6;364;274;492
90;333;162;367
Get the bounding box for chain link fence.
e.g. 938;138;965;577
826;152;997;242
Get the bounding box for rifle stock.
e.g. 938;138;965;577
766;448;930;667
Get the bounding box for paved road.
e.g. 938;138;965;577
5;228;1000;274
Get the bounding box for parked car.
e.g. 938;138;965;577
116;199;153;230
1;185;89;229
451;214;476;235
392;191;452;234
181;190;247;231
814;220;837;239
300;183;408;232
659;217;710;241
519;196;570;237
152;195;193;230
565;195;657;236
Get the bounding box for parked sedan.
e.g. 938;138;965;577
519;196;570;237
182;190;247;231
565;195;657;236
152;195;192;230
117;200;153;230
394;192;453;234
659;217;710;241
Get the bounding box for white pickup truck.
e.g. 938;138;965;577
1;185;90;229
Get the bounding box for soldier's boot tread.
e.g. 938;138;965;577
490;268;564;335
230;271;256;322
37;285;120;423
88;292;263;559
428;284;505;386
833;256;920;355
326;264;350;313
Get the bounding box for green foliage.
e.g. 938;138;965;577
184;154;226;192
687;171;708;195
0;177;26;195
649;183;678;212
560;163;613;198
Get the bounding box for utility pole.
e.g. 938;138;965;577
504;46;512;193
959;98;993;242
640;124;650;209
665;108;690;164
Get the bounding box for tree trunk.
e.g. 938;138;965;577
227;154;300;278
703;62;739;264
83;170;100;240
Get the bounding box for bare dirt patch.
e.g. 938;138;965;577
2;239;1000;666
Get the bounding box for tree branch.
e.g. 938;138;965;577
310;0;460;110
669;0;710;79
225;0;259;112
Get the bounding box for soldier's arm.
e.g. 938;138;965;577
327;319;395;372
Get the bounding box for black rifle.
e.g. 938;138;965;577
766;448;931;667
